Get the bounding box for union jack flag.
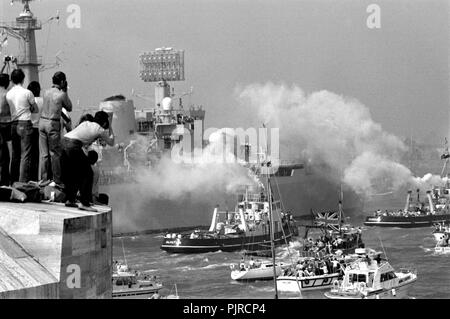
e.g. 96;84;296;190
313;210;341;232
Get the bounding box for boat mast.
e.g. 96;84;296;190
339;182;343;234
263;123;278;299
267;161;278;299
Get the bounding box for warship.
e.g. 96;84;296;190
97;50;364;234
0;1;364;234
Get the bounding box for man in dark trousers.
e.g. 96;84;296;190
39;71;72;187
62;110;114;211
6;69;38;183
0;74;11;185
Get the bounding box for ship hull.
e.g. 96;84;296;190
364;214;450;228
160;229;294;254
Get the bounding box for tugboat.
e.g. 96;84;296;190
324;248;417;299
160;183;297;253
364;189;450;228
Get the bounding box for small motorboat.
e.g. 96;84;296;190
324;249;417;299
230;259;290;281
112;262;163;299
432;221;450;242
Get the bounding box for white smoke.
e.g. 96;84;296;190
127;131;256;201
236;83;446;196
106;131;257;232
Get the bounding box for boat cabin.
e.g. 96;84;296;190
207;188;289;236
339;250;405;294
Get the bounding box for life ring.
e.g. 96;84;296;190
323;277;328;284
304;279;309;285
332;280;339;290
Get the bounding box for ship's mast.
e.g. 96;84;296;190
267;167;278;299
0;0;41;85
262;123;278;299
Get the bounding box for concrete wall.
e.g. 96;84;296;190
0;202;112;299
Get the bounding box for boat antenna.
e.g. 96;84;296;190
378;236;388;262
121;238;128;265
339;182;343;235
263;123;278;299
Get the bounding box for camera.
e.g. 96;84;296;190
3;55;16;63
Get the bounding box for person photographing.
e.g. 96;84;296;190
62;110;114;211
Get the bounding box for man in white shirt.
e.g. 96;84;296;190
62;110;114;211
6;69;38;183
0;73;11;185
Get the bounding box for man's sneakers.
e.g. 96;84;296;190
78;204;97;212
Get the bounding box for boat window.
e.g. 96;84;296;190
380;271;397;282
349;273;366;283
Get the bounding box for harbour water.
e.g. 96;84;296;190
113;194;450;299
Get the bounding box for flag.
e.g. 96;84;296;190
314;210;341;232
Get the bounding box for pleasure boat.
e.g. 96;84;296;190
230;258;291;281
324;249;417;299
112;262;163;298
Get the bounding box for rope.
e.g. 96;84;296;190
378;235;388;262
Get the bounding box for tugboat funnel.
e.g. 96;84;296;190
209;207;219;232
404;190;412;212
426;191;435;214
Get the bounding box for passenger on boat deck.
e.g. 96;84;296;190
239;258;245;271
249;258;255;268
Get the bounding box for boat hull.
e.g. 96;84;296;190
161;231;294;254
364;214;450;228
324;277;417;299
230;263;288;281
112;284;163;298
277;273;340;292
434;246;450;253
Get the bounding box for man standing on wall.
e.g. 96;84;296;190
0;74;11;185
6;69;38;183
39;71;72;187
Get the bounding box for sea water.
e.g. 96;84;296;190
113;196;450;299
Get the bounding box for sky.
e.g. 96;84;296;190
0;0;448;144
